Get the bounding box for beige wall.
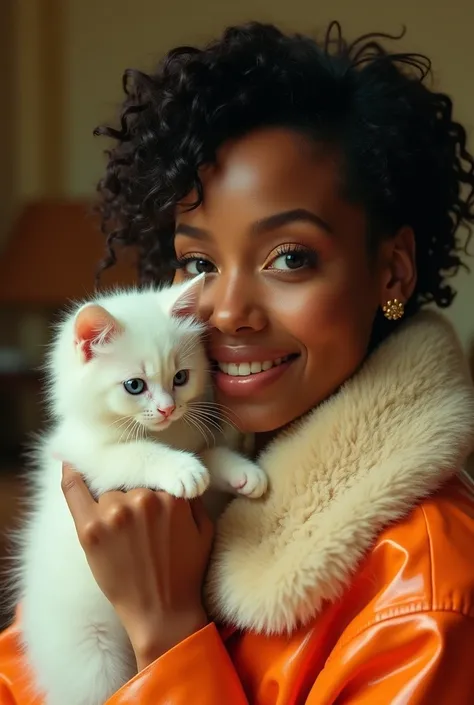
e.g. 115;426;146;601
64;0;474;197
14;0;42;203
10;0;474;344
0;0;60;242
14;0;64;201
0;0;17;244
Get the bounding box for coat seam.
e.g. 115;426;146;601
420;504;435;607
326;607;474;663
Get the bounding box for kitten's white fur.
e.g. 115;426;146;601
16;277;267;705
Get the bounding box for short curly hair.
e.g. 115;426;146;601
95;21;474;315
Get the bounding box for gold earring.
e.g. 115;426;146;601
382;298;405;321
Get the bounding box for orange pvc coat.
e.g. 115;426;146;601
1;475;474;704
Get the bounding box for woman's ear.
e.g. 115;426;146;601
378;226;417;307
73;304;123;362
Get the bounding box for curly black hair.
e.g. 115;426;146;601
95;21;474;316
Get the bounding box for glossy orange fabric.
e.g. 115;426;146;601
1;475;474;704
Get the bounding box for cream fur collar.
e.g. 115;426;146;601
206;312;474;635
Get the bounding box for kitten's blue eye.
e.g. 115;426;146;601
123;378;147;395
173;370;189;387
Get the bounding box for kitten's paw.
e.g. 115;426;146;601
231;464;268;499
200;447;268;499
159;455;210;499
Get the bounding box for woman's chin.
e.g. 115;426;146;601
215;397;298;436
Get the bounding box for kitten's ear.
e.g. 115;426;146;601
73;304;123;362
169;274;205;319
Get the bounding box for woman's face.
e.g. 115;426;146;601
174;128;415;433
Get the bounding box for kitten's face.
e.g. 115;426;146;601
66;277;209;433
103;337;208;432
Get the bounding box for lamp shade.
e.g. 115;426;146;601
0;200;137;306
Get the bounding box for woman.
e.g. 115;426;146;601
1;21;474;704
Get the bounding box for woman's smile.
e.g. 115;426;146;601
209;346;300;397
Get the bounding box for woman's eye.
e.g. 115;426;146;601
173;369;189;387
123;378;147;395
183;258;217;275
267;249;316;271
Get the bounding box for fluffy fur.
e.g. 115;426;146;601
206;311;474;634
15;278;266;705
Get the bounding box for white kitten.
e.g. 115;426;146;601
15;277;267;705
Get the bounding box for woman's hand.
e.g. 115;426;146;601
61;464;214;670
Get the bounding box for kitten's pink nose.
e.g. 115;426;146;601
157;404;175;419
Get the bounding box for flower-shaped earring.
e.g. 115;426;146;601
382;299;405;321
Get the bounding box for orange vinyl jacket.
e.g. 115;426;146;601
1;312;474;705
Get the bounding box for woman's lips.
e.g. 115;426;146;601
216;354;293;376
209;346;295;363
211;350;299;397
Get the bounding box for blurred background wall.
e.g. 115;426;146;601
0;0;473;625
3;0;474;332
0;0;16;243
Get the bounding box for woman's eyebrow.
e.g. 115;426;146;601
251;209;333;236
174;223;211;240
175;208;333;240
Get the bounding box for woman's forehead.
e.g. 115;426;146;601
179;129;341;214
176;127;365;241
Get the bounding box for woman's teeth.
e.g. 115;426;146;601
217;355;292;377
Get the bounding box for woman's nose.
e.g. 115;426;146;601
198;275;267;335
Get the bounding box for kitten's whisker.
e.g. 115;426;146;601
188;403;237;428
109;416;128;426
183;415;212;449
191;400;233;410
117;420;133;444
190;414;214;440
183;415;209;447
190;400;242;424
132;420;143;444
114;420;136;435
189;412;227;435
132;421;138;444
191;408;224;423
129;421;140;445
189;402;234;420
187;406;223;427
185;411;215;447
135;421;144;444
109;416;133;429
123;422;134;445
119;418;137;444
185;412;214;448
